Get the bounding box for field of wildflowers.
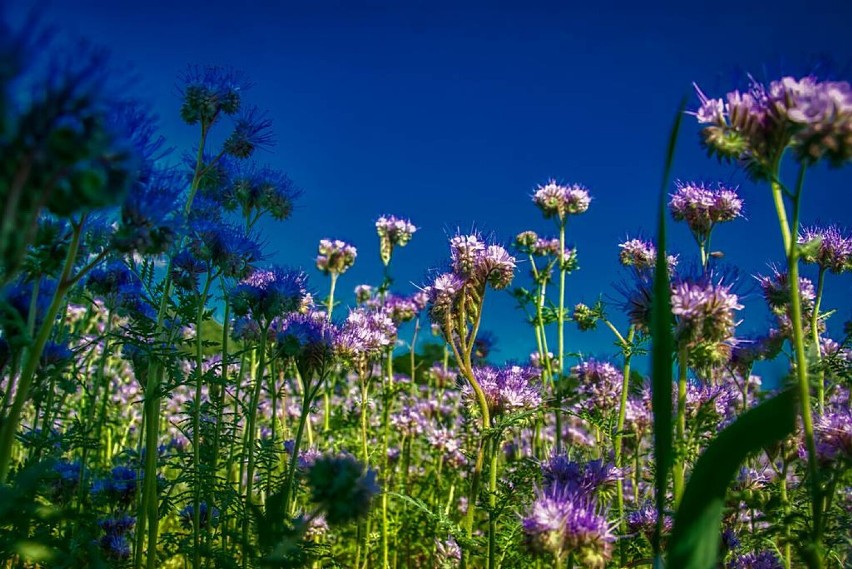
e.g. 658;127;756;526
0;12;851;569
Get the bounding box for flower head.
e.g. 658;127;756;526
316;239;357;276
180;65;246;126
798;224;852;274
274;312;338;378
533;180;591;222
229;266;307;323
571;359;623;414
112;169;183;256
306;453;379;526
669;181;743;240
466;365;541;416
376;215;416;265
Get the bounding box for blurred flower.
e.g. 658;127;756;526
179;502;219;529
813;408;852;466
306;453;379;526
726;550;783;569
316;239;357;276
619;237;678;272
112;169;183;256
229;266;307;324
376;214;416;265
223;106;274;159
179;65;246;126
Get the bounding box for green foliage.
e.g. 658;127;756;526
667;389;797;569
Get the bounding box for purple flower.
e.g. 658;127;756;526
626;501;672;545
522;484;614;567
533;180;591;222
798;224;852;274
466;365;542;416
316;239;357;276
542;455;620;497
727;550;784;569
336;306;397;362
813;408;852;466
223;106;274;159
670;274;742;348
571;359;622;414
669;181;743;240
113;169;183;256
229;266;307;323
186;220;263;279
274;312;339;377
376;214;416;265
179;502;219;529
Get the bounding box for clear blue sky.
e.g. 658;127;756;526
8;1;852;373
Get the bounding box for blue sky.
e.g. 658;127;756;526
8;0;852;373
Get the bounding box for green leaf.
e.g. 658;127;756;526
650;99;684;557
667;389;797;569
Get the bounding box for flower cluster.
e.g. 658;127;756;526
427;233;516;336
571;359;623;414
336;306;397;366
798;224;852;274
229;266;307;324
669;181;743;241
693;76;852;170
316;239;357;276
464;365;541;417
306;453;379;526
671;275;742;366
376;214;416;265
533;180;591;222
274;312;339;378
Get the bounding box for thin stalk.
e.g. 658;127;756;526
281;379;316;515
487;437;498;569
810;267;826;414
614;326;636;567
381;350;393;569
673;347;688;507
556;222;567;453
192;273;214;569
0;219;82;482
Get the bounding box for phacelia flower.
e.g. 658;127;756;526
619;237;678;272
522;485;614;567
306;453;379;526
376;214;416;265
336;306;397;363
813;408;852;466
466;365;542;416
626;501;673;545
179;502;220;529
533;180;591;222
671;275;742;348
354;284;374;304
798;224;852;274
186;220;263;279
669;181;743;241
274;312;339;378
180;65;246;126
316;238;357;276
727;550;784;569
112;169;183;256
571;359;623;414
223;106;274;159
229;266;307;324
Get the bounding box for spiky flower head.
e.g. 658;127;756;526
186;220;263;279
274;311;338;380
533;180;591;222
112;169;183;256
692;76;852;173
376;214;416;265
671;275;742;348
813;408;852;466
669;181;743;241
354;284;373;304
522;485;614;567
229;266;307;324
223;106;274;159
619;237;678;272
316;239;357;276
726;550;784;569
571;359;623;414
180;65;246;126
798;224;852;274
465;365;542;416
306;453;379;526
756;266;816;316
336;306;397;364
627;502;673;546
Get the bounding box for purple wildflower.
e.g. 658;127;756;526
533;180;592;222
798;224;852;274
376;214;416;265
223;106;274;159
626;501;672;545
522;484;614;567
727;550;784;569
671;275;742;348
669;181;743;240
274;312;339;377
336;306;397;361
229;266;307;323
571;359;623;414
813;408;852;466
316;239;357;276
180;65;246;125
466;365;541;416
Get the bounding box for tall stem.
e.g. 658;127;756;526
192;274;214;569
810;267;826;414
282;379;315;515
614;326;635;566
0;219;82;482
556;222;567;453
673;347;688;507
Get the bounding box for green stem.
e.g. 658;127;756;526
614;326;635;567
811;267;826;414
0;219;82;482
192;273;214;569
673;347;688;507
281;379;315;515
556;222;567;454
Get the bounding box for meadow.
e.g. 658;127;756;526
0;14;850;569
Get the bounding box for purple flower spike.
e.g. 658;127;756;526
533;180;591;222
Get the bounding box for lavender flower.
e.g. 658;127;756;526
669;181;743;241
316;239;357;275
376;214;416;265
533;180;591;222
626;501;672;545
813;408;852;466
571;359;623;414
274;312;339;378
798;224;852;274
466;365;541;416
671;275;742;347
336;306;397;362
522;484;614;567
229;266;307;324
619;237;678;272
727;550;784;569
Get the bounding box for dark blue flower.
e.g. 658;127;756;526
98;515;135;535
178;502;219;529
179;65;247;126
223;106;274;159
99;533;131;560
113;169;183;256
186;220;263;279
229;266;307;323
